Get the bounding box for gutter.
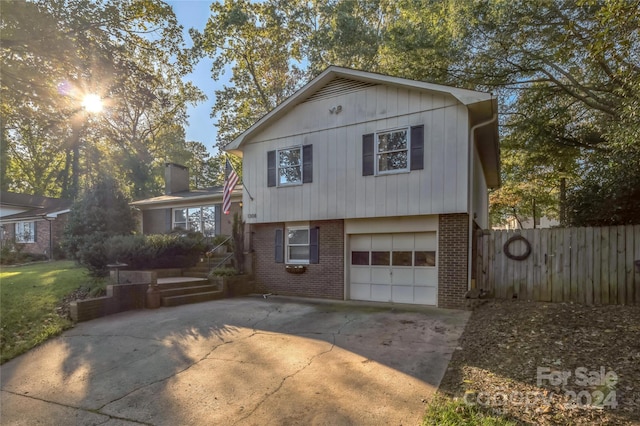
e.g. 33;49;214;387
467;106;498;291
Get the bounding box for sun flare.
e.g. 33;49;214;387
81;94;103;113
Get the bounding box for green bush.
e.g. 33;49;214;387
100;234;207;271
61;177;137;272
209;266;238;278
0;241;47;265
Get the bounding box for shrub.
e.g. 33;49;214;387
98;234;207;271
209;266;238;278
61;177;136;272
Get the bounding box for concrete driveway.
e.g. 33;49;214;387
1;296;469;425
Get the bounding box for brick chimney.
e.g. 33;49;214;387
165;163;189;194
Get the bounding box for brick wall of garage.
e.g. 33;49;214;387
438;213;469;308
252;220;344;299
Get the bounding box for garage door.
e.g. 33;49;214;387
349;233;437;305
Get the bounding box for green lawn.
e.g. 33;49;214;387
0;261;105;364
423;395;518;426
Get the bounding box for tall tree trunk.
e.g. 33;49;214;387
0;120;8;191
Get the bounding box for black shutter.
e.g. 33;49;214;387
267;150;276;187
275;228;284;263
362;133;374;176
410;125;424;171
309;227;319;264
302;144;313;183
32;222;37;242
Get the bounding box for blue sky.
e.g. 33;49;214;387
166;0;227;154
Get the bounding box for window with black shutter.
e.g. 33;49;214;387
362;125;424;176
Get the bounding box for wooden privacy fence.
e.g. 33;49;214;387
476;225;640;305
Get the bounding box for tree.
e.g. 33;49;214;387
192;0;308;148
1;0;203;198
62;177;137;275
193;0;639;226
566;145;640;226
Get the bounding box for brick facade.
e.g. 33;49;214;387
438;213;470;308
3;214;68;257
252;220;344;299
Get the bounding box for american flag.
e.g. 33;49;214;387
223;158;239;215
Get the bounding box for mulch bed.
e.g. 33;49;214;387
55;287;105;319
439;300;640;425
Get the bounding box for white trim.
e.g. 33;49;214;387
375;127;411;175
285;225;310;264
276;145;303;187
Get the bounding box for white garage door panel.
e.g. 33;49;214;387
415;287;437;304
371;268;392;285
351;283;371;300
351;267;371;283
349;232;438;306
414;232;436;248
371;285;392;301
392;286;414;303
350;235;372;250
392;234;414;250
413;268;438;286
392;268;414;285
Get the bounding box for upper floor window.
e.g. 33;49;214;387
173;206;216;237
363;125;424;176
267;145;313;187
278;147;302;185
15;221;35;243
377;129;408;174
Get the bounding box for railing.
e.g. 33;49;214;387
205;235;234;271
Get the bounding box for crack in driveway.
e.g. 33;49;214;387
232;343;337;425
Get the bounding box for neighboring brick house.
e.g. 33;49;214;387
0;192;72;259
225;67;500;308
131;163;242;238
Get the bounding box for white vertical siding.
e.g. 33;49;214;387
241;83;471;224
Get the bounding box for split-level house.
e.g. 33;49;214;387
225;67;500;308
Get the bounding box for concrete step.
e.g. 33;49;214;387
157;277;209;290
160;284;219;298
186;266;210;273
161;290;224;307
183;271;209;279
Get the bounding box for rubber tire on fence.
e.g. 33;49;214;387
503;234;532;261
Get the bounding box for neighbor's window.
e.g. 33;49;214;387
15;221;35;243
286;227;309;264
377;128;409;174
173;206;216;237
278;147;302;185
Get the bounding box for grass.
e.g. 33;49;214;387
0;261;106;364
423;394;518;426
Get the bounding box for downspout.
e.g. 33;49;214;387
467;104;498;291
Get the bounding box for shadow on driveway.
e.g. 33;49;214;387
0;296;469;425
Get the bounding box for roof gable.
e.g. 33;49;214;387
225;66;495;153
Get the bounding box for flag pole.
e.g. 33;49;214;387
225;153;254;201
